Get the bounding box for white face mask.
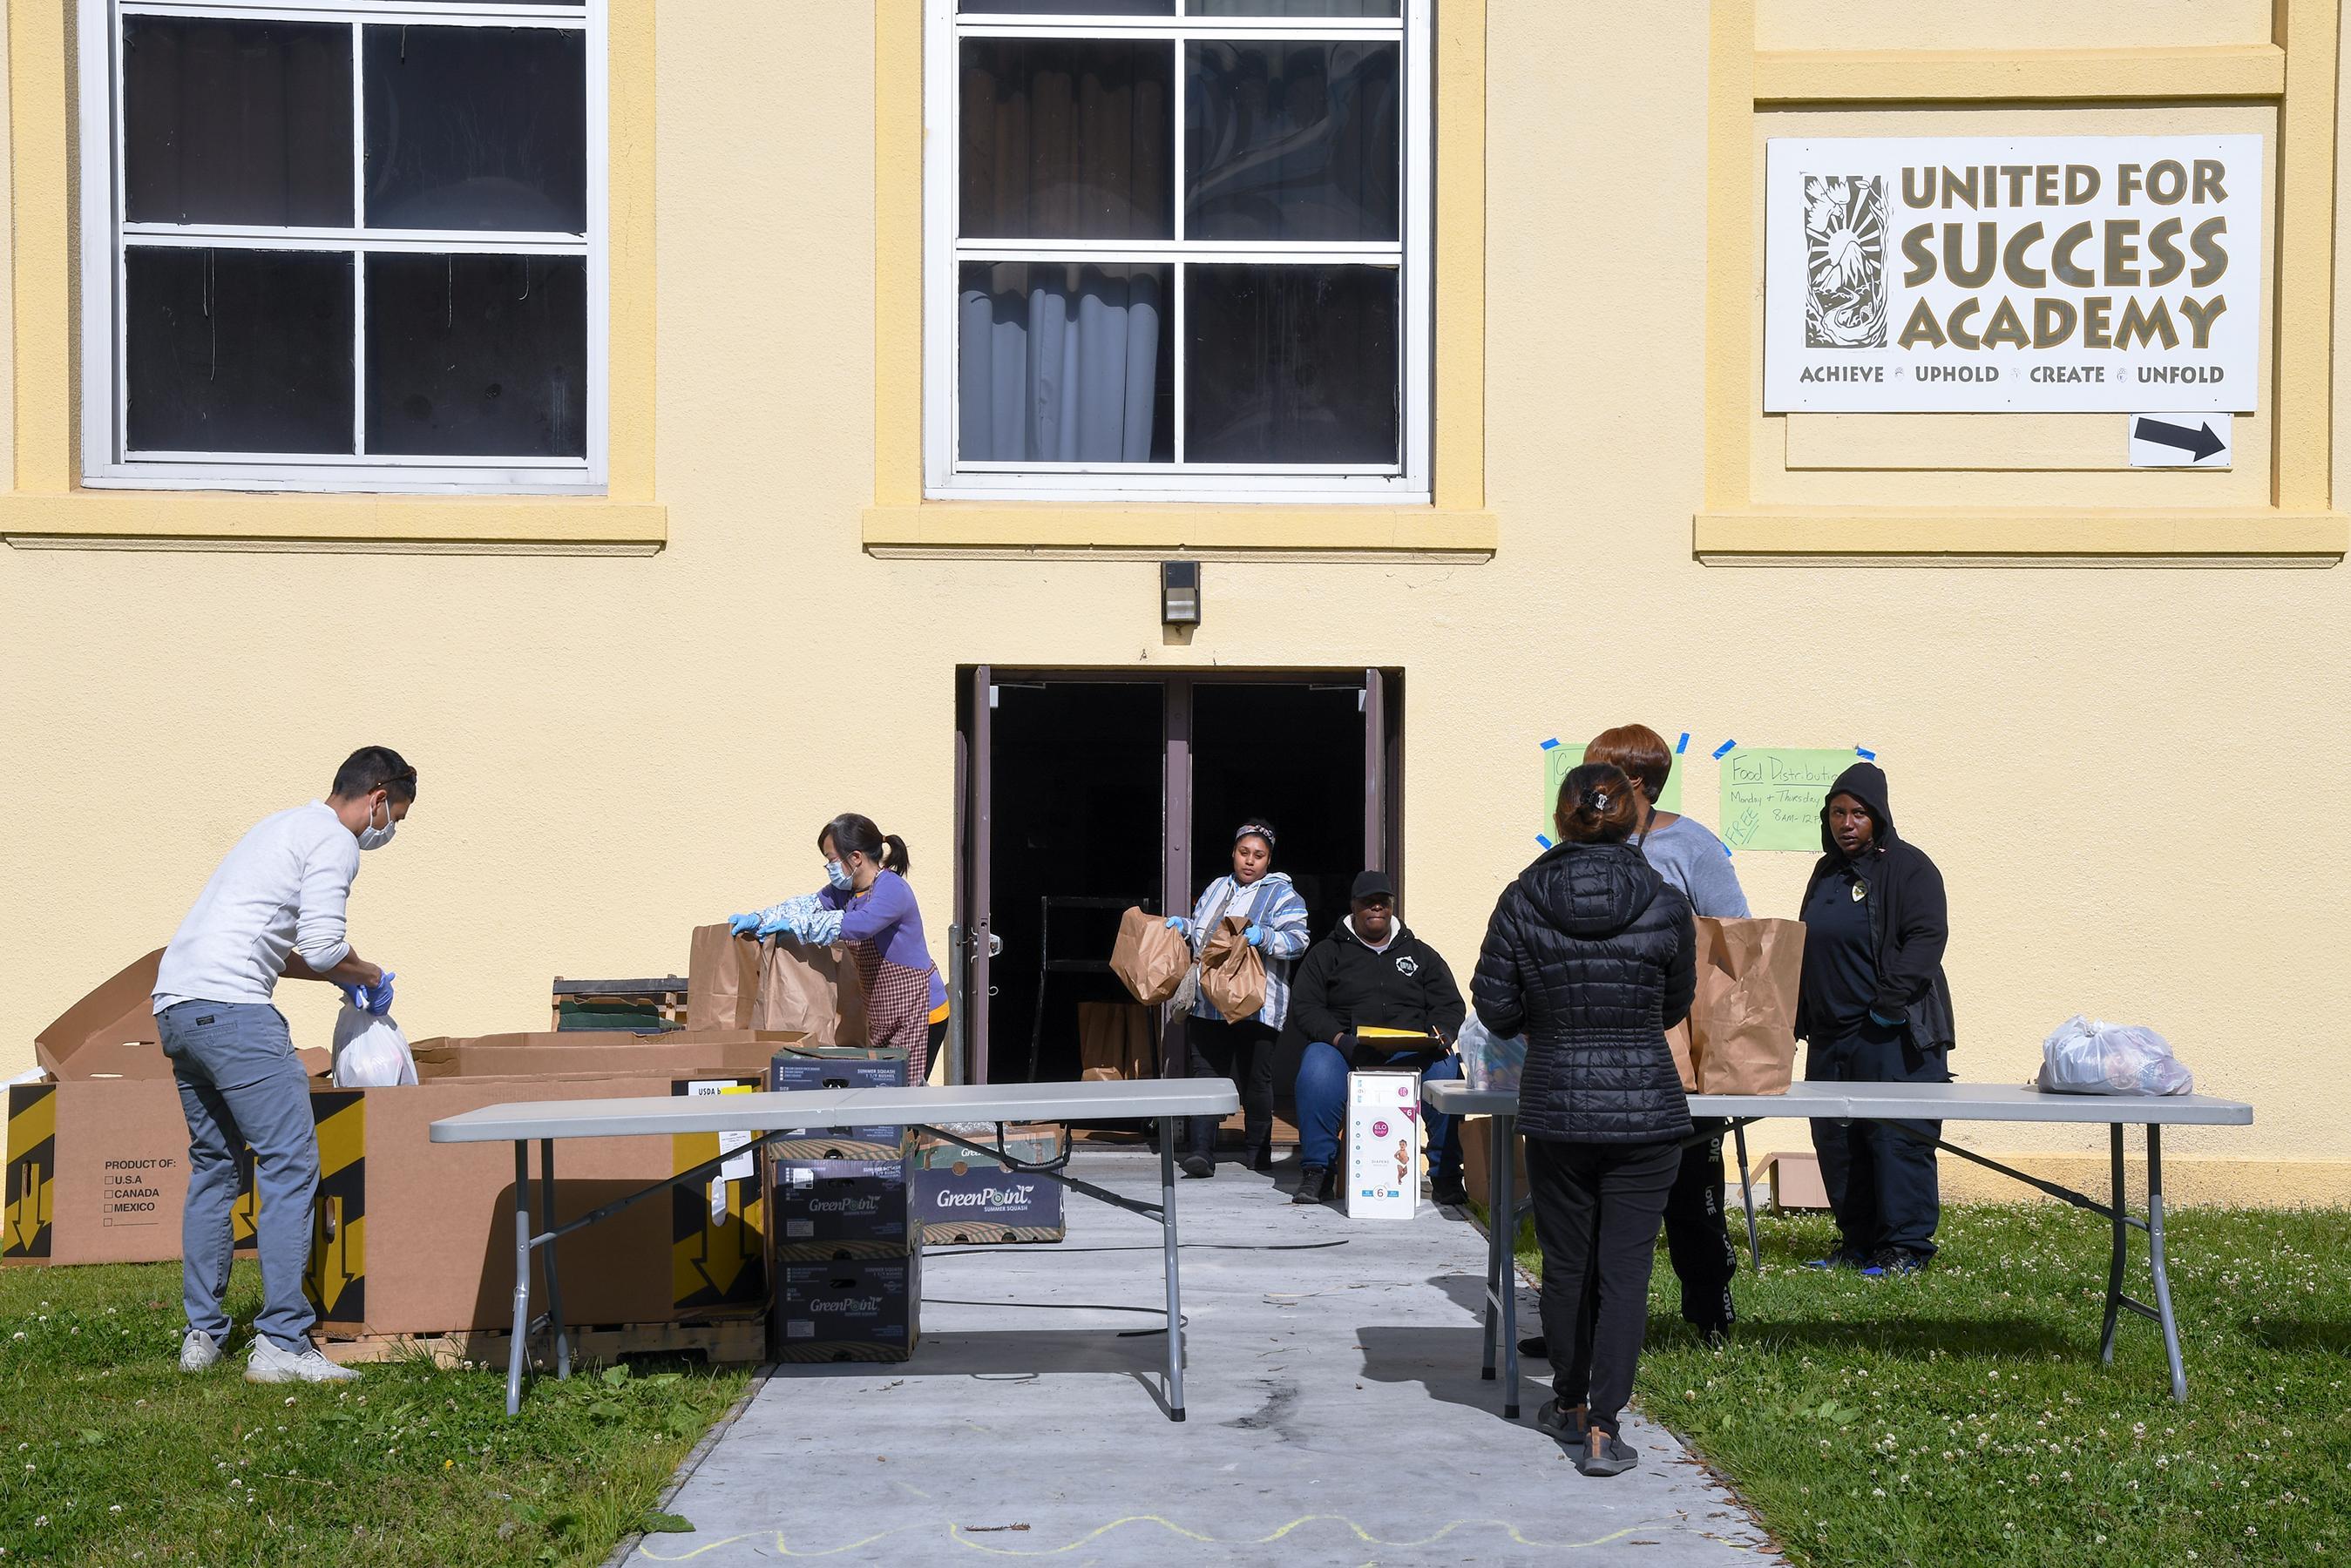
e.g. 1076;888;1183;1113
825;858;855;890
357;797;396;852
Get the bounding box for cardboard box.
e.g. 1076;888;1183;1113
775;1254;920;1362
773;1159;912;1252
1345;1070;1423;1220
1458;1113;1529;1213
35;951;167;1080
1760;1150;1832;1211
911;1124;1065;1244
768;1045;911;1159
408;1030;803;1080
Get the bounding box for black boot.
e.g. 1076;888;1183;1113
1291;1166;1333;1205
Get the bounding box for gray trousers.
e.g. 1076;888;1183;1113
158;1001;320;1350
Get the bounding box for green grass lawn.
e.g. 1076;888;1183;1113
0;1260;750;1566
1528;1203;2348;1568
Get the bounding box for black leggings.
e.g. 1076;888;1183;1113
1525;1136;1679;1436
1182;1015;1275;1159
1661;1123;1738;1333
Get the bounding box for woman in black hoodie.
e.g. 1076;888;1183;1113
1797;761;1955;1274
1473;764;1695;1477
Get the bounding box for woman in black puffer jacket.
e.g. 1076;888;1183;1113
1473;763;1695;1478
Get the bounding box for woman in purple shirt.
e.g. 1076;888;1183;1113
735;814;948;1082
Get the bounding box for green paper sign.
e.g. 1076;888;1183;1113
1541;743;1683;841
1718;748;1855;853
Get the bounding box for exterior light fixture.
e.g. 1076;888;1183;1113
1161;561;1200;626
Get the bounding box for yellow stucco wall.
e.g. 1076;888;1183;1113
2;3;2347;1200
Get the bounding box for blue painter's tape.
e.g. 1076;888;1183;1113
1724;844;1734;858
1855;746;1876;760
1676;732;1690;754
1540;737;1560;751
1711;739;1737;759
1535;834;1555;850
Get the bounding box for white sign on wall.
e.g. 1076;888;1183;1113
1765;136;2262;413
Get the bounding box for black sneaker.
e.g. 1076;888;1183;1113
1535;1399;1588;1446
1868;1247;1931;1276
1805;1247;1870;1271
1517;1335;1548;1359
1180;1153;1215;1179
1430;1173;1469;1207
1576;1426;1640;1477
1291;1166;1333;1205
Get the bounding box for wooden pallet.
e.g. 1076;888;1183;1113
549;976;690;1031
321;1316;766;1369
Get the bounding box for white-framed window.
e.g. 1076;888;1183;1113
923;0;1431;504
75;0;606;494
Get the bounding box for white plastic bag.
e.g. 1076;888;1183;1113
1456;1017;1528;1096
332;1002;417;1088
2036;1014;2192;1097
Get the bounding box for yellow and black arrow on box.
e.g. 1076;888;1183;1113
671;1079;767;1312
224;1090;365;1320
3;1085;58;1260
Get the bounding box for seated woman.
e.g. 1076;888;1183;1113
1474;763;1695;1478
1279;870;1468;1207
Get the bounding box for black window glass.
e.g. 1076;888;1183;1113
123;18;351;227
1189;1;1400;14
959;261;1173;463
365;253;588;457
1185;263;1397;464
363;26;587;232
125;247;354;453
1187;41;1399;242
959;39;1174;240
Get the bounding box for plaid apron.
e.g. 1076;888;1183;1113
854;942;936;1085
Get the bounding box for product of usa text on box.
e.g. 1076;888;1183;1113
1345;1069;1423;1220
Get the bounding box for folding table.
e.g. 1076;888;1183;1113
1425;1079;2253;1411
429;1078;1240;1416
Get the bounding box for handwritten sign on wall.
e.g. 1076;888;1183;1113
1718;748;1854;853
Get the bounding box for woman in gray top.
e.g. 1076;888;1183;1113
1521;725;1751;1366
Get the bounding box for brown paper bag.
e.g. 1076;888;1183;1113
688;923;763;1031
1664;1018;1699;1093
1686;916;1806;1095
1109;907;1190;1006
1077;1001;1159;1079
1197;916;1266;1025
753;936;870;1048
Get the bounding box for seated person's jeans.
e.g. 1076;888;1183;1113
1293;1040;1462;1179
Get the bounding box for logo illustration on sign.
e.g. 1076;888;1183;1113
1766;136;2262;414
1803;174;1887;348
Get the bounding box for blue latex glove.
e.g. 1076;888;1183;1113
347;971;395;1016
1868;1009;1903;1029
754;909;793;939
1243;924;1264;948
1163;916;1186;931
728;912;760;936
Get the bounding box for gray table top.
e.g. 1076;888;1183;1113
1424;1079;2253;1126
428;1078;1242;1144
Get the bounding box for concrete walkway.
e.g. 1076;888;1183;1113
622;1151;1780;1566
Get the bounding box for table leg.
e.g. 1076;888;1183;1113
1159;1117;1186;1423
1480;1115;1501;1384
2099;1123;2126;1364
1732;1124;1762;1274
505;1141;532;1416
1497;1112;1520;1421
2146;1124;2187;1403
539;1139;570;1382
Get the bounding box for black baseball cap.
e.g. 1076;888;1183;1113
1351;870;1396;902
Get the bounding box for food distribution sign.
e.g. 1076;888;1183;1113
1765;136;2262;412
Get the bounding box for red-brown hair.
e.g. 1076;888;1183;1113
1555;763;1642;844
1585;724;1673;805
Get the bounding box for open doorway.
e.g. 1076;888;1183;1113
959;669;1403;1088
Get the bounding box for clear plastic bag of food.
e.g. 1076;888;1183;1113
2036;1014;2192;1097
1456;1017;1527;1096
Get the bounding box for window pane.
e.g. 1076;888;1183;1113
1189;1;1401;14
125;248;353;453
964;0;1172;10
363;26;586;232
123;18;351;226
1187;41;1399;242
960;262;1172;463
1186;264;1396;464
960;40;1173;240
366;253;588;457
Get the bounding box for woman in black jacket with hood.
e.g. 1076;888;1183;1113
1474;764;1695;1478
1798;761;1955;1274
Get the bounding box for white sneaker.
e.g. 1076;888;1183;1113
244;1338;360;1385
179;1329;223;1373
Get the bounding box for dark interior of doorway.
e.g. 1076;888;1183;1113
986;679;1366;1085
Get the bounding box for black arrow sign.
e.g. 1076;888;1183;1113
2132;416;2226;462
